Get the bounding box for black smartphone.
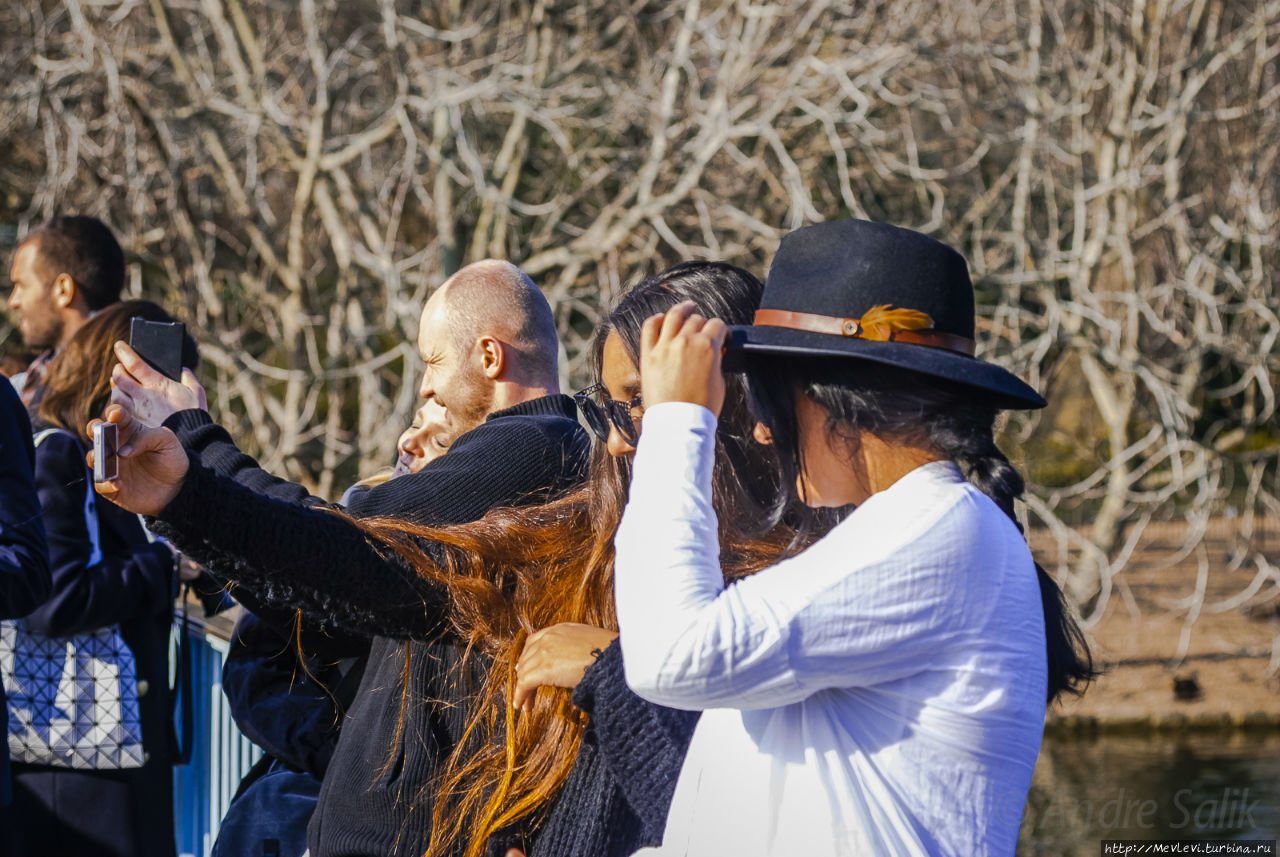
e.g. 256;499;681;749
129;318;186;381
93;422;118;483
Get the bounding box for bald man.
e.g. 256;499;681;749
103;260;588;857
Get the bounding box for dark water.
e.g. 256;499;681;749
1019;731;1280;855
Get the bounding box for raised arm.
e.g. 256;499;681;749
615;404;972;710
141;454;452;639
92;403;588;639
614;306;969;710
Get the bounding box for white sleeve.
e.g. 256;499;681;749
614;403;974;711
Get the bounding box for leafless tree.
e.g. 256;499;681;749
1;0;1277;638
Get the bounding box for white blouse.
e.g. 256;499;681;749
614;403;1047;857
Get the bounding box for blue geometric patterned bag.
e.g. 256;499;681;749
0;427;144;769
0;619;145;769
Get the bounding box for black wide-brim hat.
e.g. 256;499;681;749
727;219;1046;410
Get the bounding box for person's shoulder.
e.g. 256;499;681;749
0;381;32;438
1;376;22;411
30;423;83;455
459;398;584;451
30;425;89;489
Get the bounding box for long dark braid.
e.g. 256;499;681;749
745;355;1096;704
927;410;1098;703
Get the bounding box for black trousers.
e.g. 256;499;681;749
0;760;176;857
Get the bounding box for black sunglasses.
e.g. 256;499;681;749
573;383;643;445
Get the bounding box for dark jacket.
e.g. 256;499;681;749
508;640;699;857
222;608;368;781
150;396;589;857
212;608;370;857
3;421;177;857
0;381;51;807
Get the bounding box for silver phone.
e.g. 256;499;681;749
93;422;118;483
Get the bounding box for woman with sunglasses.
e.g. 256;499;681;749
614;220;1093;856
379;260;800;857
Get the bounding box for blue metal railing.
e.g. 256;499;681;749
173;621;262;857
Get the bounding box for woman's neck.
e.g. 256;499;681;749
856;434;945;497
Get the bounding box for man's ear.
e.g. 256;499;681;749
51;273;77;309
752;422;773;445
478;336;505;380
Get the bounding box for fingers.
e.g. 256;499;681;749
512;655;544;712
640;313;663;354
180;370;208;411
113;341;161;385
511;674;537;712
111;365;144;404
102;404;169;459
638;302;728;413
657;301;699;342
513;627;551;711
702;317;728;348
100;403;137;455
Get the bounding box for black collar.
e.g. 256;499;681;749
485;393;578;423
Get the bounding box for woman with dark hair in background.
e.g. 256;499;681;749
2;300;195;857
613;220;1094;856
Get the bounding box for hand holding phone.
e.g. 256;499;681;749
89;405;191;516
129;318;186;382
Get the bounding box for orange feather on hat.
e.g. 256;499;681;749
857;305;934;341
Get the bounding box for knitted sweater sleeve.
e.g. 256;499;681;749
570;639;700;841
146;459;450;638
164;409;317;505
147;410;588;638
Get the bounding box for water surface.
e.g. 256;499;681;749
1020;731;1280;854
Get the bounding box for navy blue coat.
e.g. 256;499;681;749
0;381;51;806
2;420;177;857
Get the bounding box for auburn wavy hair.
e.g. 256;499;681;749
351;262;801;857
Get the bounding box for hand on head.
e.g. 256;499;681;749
88;403;190;516
109;340;206;427
639;301;728;417
511;623;619;712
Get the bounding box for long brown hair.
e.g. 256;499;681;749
38;299;196;444
353;262;798;856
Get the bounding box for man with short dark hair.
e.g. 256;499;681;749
103;258;588;856
7;215;125;405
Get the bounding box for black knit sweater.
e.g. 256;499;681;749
150;396;589;857
519;640;700;857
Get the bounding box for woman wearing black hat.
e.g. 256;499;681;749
614;220;1092;856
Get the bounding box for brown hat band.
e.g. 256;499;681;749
753;308;976;356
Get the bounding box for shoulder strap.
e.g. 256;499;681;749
31;427;63;448
32;427;103;567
